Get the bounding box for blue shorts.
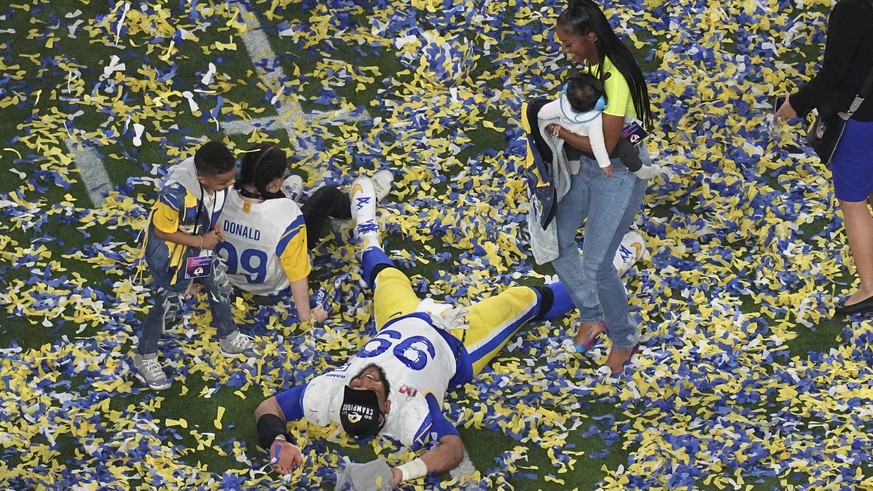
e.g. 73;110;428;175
832;118;873;202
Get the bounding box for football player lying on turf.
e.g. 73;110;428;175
253;176;643;488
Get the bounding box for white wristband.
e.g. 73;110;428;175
397;457;428;482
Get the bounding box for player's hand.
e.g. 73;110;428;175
270;439;303;475
602;164;613;177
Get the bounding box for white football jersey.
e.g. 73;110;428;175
216;191;310;295
302;315;458;447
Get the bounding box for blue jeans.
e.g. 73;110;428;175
551;147;649;349
139;240;236;355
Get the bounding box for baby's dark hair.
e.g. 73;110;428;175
193;141;235;176
236;144;289;199
565;73;605;113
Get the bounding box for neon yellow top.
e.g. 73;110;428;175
583;56;636;120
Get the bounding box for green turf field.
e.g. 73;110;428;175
2;0;872;490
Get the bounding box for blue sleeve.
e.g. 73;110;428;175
412;393;459;450
275;383;307;421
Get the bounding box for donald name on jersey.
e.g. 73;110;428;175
223;219;261;241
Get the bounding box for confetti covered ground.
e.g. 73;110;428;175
2;0;872;490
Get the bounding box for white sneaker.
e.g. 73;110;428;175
220;330;255;357
133;353;171;390
350;176;379;246
372;170;394;202
282;175;304;202
613;231;646;277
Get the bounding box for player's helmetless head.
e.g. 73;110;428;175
340;364;391;438
347;364;391;412
237;144;288;198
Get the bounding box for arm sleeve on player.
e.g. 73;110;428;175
412;393;460;449
275;384;307;421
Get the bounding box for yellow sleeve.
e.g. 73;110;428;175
277;217;311;283
600;58;635;119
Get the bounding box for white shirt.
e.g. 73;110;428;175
538;99;612;169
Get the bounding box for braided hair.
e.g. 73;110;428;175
235;144;288;200
558;0;653;129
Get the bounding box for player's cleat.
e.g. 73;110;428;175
350;176;379;248
282;174;304;202
372;170;394;202
133;353;171;390
220;330;255;357
613;230;646;277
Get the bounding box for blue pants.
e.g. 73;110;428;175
551;146;648;350
139;247;235;356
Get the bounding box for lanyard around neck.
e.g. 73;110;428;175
194;184;217;235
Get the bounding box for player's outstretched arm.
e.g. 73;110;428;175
255;394;305;474
290;277;328;322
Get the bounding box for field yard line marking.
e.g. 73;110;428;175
65;139;112;207
230;1;303;143
449;447;478;480
222;109;372;135
225;2;370;144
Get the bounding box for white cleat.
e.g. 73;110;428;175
350;176;379;247
614;231;646;277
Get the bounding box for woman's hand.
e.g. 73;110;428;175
601;164;613;177
546;123;562;139
774;95;797;123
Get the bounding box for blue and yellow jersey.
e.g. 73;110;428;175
146;181;225;287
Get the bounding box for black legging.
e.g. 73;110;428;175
300;185;351;249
